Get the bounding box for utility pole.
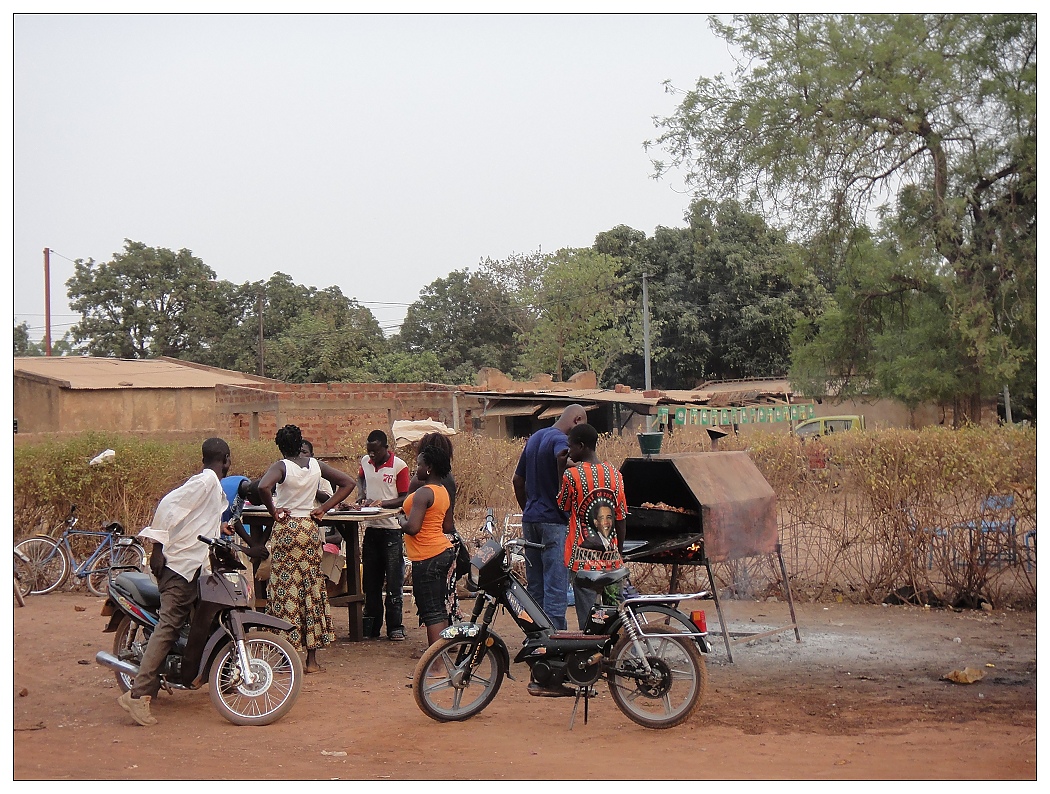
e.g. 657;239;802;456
642;273;652;430
43;247;52;356
257;290;265;376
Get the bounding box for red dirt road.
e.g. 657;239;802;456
12;592;1037;780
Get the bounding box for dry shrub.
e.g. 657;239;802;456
14;434;283;552
13;425;1036;609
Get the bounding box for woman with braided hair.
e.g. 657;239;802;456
397;444;455;646
415;432;463;623
256;424;355;673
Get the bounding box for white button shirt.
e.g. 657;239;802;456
138;468;226;581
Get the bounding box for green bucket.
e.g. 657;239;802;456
637;431;664;456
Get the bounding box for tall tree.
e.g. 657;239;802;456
521;248;630;384
396;268;521;384
14;322;34;356
66;240;227;358
249;285;386;383
605;202;829;389
649;14;1036;422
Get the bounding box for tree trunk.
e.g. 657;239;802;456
952;392;985;427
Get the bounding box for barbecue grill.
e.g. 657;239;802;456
619;451;799;660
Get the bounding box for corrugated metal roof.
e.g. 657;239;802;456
481;402;544;417
463;387;661;408
537;402;597;420
462;380;796;408
13;356;276;390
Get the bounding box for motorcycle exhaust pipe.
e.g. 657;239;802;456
95;651;139;678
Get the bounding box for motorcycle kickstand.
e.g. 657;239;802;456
567;687;592;730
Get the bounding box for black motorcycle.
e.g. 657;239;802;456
412;513;710;729
95;534;302;726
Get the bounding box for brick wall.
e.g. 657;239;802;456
215;382;466;456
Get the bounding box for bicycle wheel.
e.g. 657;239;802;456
86;542;147;597
14;536;70;594
14;551;32;600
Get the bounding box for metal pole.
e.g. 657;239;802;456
642;273;652;430
257;291;265;376
43;247;52;356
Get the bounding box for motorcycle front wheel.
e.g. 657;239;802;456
413;636;506;722
607;624;707;729
112;615;151;692
208;631;303;726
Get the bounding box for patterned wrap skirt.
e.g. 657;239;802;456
266;515;334;652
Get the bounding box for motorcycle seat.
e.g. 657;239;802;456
573;566;630;592
114;571;161;608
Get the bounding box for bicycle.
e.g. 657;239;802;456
14;504;147;597
14;548;30;606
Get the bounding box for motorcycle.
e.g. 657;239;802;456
95;533;302;726
412;511;711;729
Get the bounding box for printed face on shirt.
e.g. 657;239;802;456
581;497;616;551
592;504;614;536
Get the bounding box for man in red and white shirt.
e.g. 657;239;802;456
357;429;411;640
556;423;628;630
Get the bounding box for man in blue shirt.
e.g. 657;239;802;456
511;404;587;631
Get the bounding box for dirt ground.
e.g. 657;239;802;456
10;589;1038;781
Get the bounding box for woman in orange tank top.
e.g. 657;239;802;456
399;445;454;645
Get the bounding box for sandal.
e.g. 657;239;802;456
389;628;407;642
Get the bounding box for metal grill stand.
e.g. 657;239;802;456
670;543;800;663
620;451;802;663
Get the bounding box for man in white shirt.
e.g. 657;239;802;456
356;430;410;640
117;437;231;726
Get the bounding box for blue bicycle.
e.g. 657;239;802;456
14;505;146;597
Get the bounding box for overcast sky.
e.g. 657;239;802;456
12;12;737;343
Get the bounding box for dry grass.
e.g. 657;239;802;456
14;425;1036;608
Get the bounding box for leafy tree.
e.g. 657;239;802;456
14;322;34;356
261;287;387;383
13;324;82;356
66;240;228;359
520;248;630;384
475;250;550;342
396;268;522;384
357;350;446;384
649;14;1036;422
605;202;829;389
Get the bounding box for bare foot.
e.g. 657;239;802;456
305;665;325;674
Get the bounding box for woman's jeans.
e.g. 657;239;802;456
522;522;568;631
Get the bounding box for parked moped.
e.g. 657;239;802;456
413;511;710;729
95;534;302;726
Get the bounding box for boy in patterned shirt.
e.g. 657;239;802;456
556;423;628;630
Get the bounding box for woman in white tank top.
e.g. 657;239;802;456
256;424;355;673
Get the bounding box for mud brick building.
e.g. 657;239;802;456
214;381;464;455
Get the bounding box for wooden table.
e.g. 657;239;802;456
240;507;401;642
